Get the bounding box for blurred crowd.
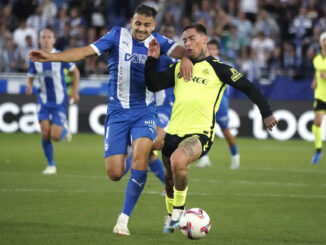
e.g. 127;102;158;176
1;0;326;83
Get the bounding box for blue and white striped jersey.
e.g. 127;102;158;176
28;49;75;108
90;27;177;110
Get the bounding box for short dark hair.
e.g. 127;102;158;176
208;39;220;49
134;4;157;18
183;23;207;35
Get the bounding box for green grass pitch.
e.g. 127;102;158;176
0;133;325;245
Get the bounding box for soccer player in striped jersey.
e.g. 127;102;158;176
29;4;192;235
26;28;80;175
145;23;277;232
311;32;326;164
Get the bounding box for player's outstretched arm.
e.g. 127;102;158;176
29;46;96;63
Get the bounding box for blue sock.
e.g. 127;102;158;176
123;157;132;176
60;126;67;140
42;139;55;166
149;158;165;185
122;169;147;216
230;145;238;156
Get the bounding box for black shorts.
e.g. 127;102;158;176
162;133;213;158
313;99;326;112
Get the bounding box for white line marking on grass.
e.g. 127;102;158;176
1;172;325;188
1;188;326;199
243;167;326;174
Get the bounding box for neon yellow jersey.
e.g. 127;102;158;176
145;56;272;142
313;54;326;102
167;60;226;139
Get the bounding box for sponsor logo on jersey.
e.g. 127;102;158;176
177;73;208;85
125;53;147;64
203;68;209;75
230;68;243;82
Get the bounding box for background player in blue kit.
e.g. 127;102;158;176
29;4;192;236
196;39;240;169
26;28;80;175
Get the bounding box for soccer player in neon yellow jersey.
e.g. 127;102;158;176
145;23;278;232
311;32;326;164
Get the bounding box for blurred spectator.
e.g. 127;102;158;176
250;31;275;66
253;9;279;39
220;24;246;65
86;0;107;32
160;25;182;44
213;6;231;36
0;23;12;53
68;7;87;36
17;35;37;72
167;0;183;33
0;5;18;32
240;48;260;82
27;5;47;35
297;46;316;79
0;38;19;72
288;5;313;68
240;0;258;23
42;0;58;26
282;40;297;79
232;11;253;48
53;5;69;38
193;0;214;30
55;22;71;51
13;19;37;49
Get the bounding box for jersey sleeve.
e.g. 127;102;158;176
208;58;272;118
90;27;118;56
155;33;178;57
145;56;176;92
27;60;36;77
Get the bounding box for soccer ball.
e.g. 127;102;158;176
179;208;211;239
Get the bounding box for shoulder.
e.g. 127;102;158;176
206;56;231;70
153;32;174;45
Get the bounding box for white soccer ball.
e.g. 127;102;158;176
179;208;211;239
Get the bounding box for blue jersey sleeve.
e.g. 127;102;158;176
27;60;36;77
90;27;118;56
155;33;177;57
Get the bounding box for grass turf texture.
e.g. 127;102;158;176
0;132;325;245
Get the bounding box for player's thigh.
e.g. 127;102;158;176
104;118;130;158
171;135;202;168
131;137;153;170
152;126;166;150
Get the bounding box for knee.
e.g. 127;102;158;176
51;134;61;142
42;133;50;141
106;169;123;181
170;157;187;175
